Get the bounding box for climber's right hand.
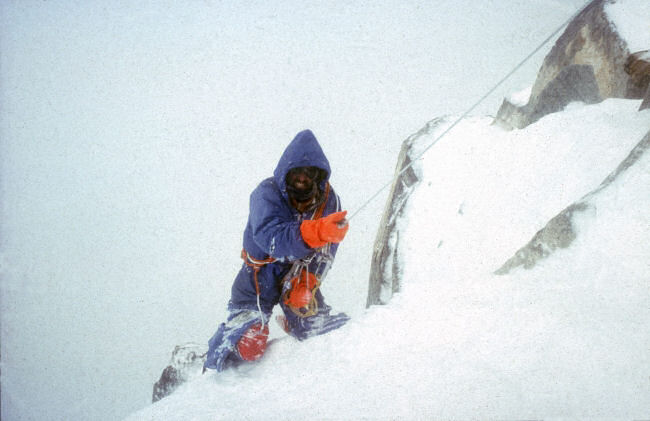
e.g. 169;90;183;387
300;211;349;249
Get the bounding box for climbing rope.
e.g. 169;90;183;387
346;0;595;222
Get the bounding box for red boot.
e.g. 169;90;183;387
236;323;270;362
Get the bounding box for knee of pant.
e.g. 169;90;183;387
236;323;270;362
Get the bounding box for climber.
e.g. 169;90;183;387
203;129;350;372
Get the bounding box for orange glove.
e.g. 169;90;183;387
300;211;349;248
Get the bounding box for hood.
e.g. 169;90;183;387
273;130;331;195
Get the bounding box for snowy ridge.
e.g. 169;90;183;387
126;100;650;420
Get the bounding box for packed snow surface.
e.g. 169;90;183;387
127;99;650;420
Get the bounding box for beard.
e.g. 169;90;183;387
287;180;317;202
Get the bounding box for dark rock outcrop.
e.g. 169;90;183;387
530;64;602;120
494;203;589;275
495;129;650;275
641;84;650;111
495;64;602;129
367;118;449;307
494;0;645;129
625;50;650;110
152;343;207;403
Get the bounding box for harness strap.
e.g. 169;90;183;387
242;249;277;267
241;249;276;332
313;182;330;220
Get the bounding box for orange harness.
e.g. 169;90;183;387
242;251;276;290
311;182;330;220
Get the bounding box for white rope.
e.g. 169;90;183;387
256;293;266;333
346;0;595;222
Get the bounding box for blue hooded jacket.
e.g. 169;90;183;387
229;130;342;313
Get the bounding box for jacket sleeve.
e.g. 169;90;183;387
248;184;313;260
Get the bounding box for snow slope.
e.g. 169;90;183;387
126;99;650;420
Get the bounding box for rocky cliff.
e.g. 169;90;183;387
365;119;444;306
494;0;649;130
626;50;650;110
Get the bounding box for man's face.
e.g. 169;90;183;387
286;166;320;202
287;166;318;190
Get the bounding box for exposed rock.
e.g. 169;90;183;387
624;50;650;110
589;128;650;197
624;50;650;97
493;96;529;130
494;0;642;129
495;64;602;128
152;343;207;403
494;203;589;275
533;0;632;98
531;64;602;120
366;118;448;306
641;84;650;111
496;129;650;275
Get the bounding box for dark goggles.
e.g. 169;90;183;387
286;166;320;181
286;183;317;202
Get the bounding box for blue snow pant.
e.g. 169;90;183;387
278;288;350;341
204;291;349;372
